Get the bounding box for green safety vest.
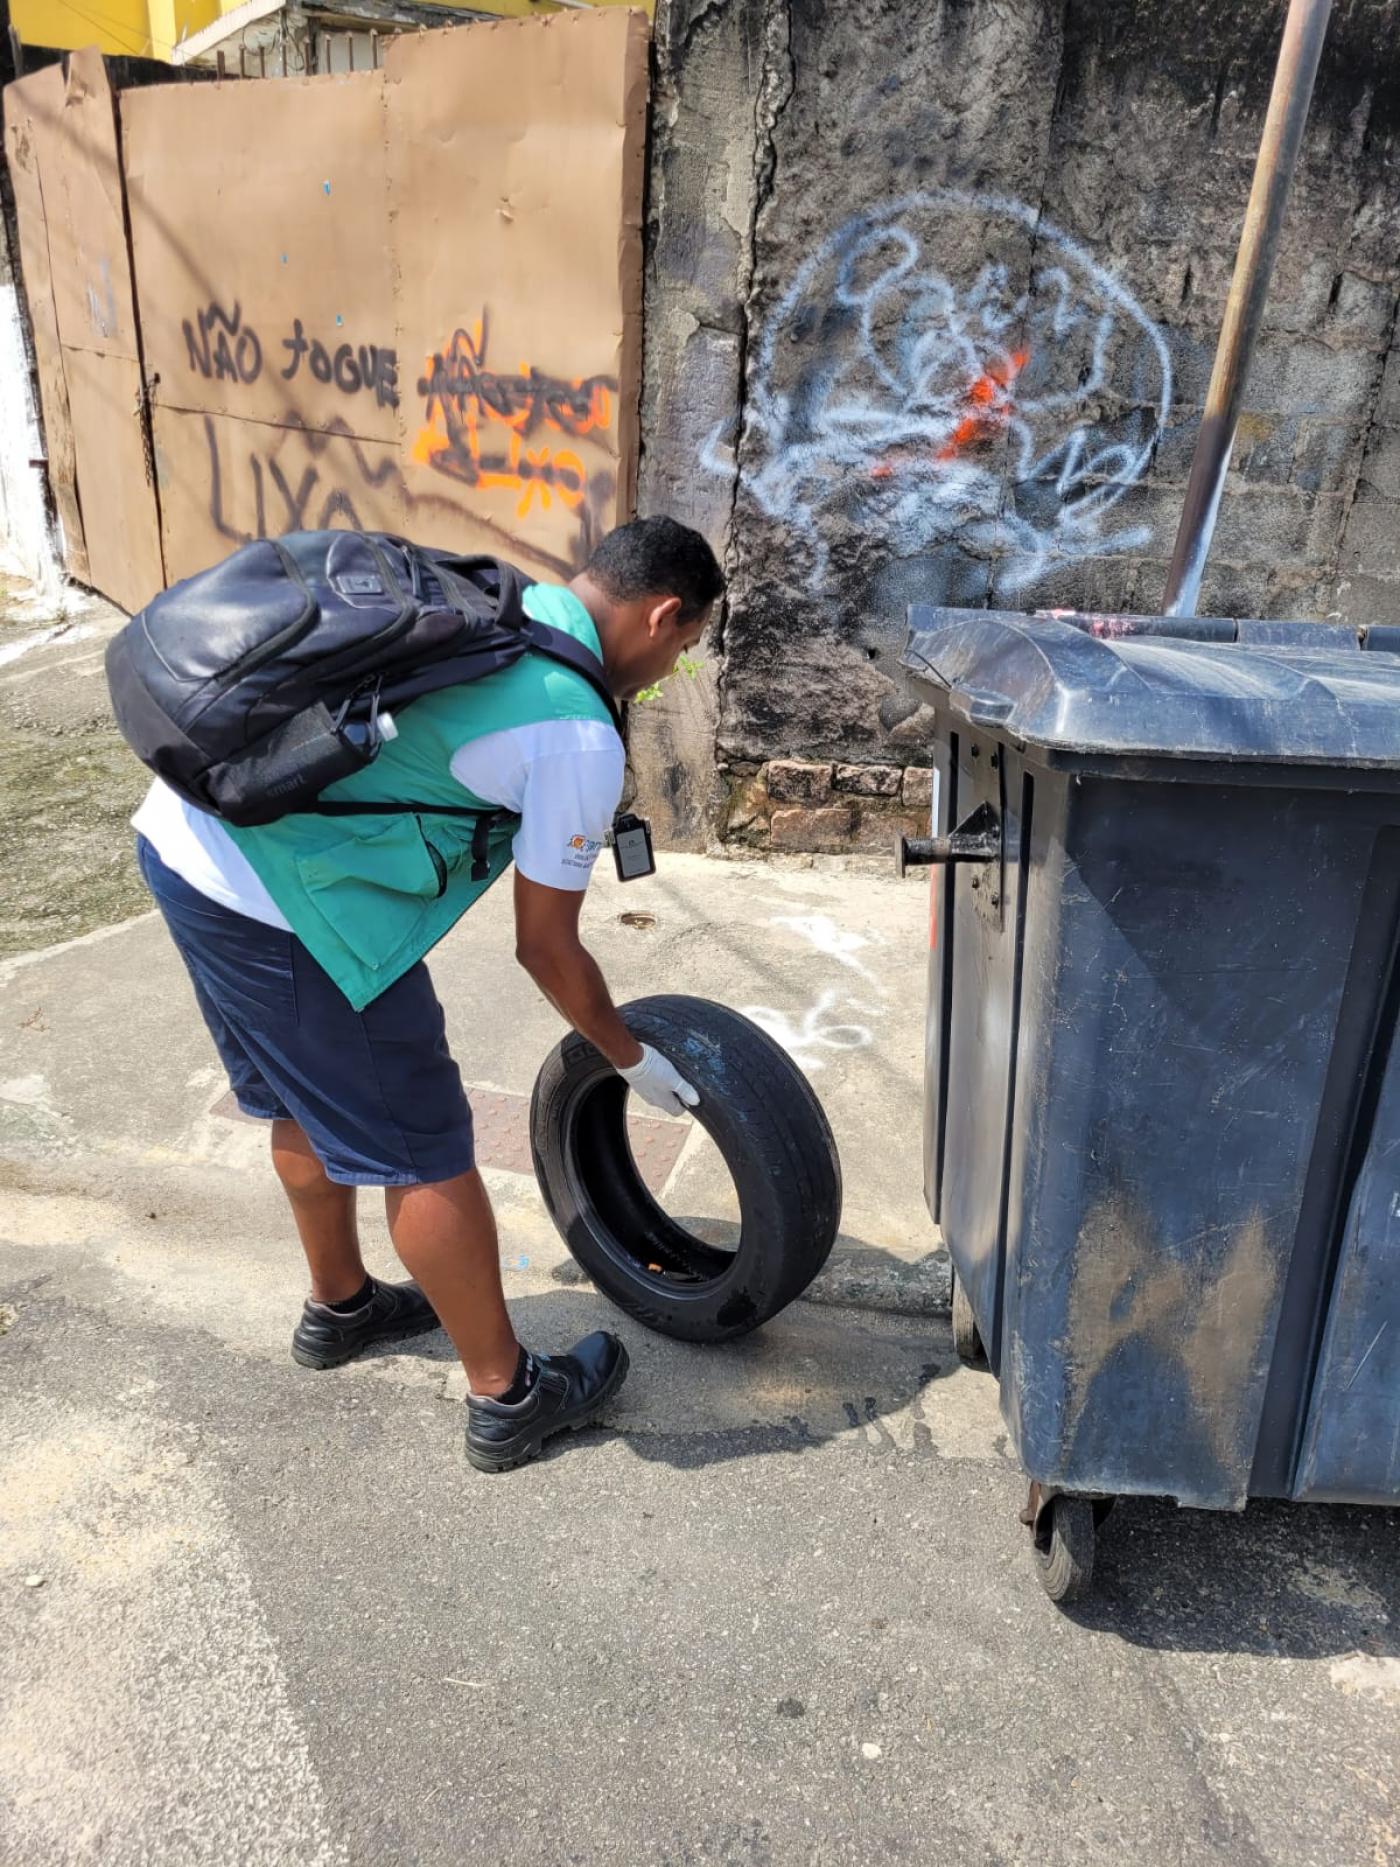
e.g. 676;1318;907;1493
226;581;614;1011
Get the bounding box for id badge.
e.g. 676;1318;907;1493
611;812;656;883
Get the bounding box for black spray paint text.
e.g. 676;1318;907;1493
182;301;399;410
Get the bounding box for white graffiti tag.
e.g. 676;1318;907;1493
744;915;893;1072
769;913;882;985
743;988;876;1073
707;190;1172;596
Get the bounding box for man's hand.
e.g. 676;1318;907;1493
514;871;646;1070
618;1045;700;1117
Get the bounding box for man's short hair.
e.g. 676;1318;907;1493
585;516;723;625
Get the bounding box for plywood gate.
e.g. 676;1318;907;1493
3;49;165;611
4;9;649;606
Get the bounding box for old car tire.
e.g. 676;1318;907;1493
530;995;843;1343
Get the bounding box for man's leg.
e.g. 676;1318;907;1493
270;1118;368;1304
386;1168;630;1474
384;1169;521;1396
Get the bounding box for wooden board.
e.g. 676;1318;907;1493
151;405;407;584
385;10;649;577
122;71;398;443
118;10;647;585
41;48;143;361
3;65;89;582
63;346;163;610
2;51;163;609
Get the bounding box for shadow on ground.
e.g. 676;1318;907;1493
1065;1494;1400;1661
368;1283;962;1476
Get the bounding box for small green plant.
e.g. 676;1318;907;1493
634;652;705;705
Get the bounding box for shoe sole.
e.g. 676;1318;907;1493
290;1309;441;1371
465;1342;631;1474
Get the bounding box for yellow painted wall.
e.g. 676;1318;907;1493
13;0;650;62
12;0;225;60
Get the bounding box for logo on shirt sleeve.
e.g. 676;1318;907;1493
564;834;604;870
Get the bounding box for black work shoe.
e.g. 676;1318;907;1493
465;1331;629;1473
291;1277;440;1370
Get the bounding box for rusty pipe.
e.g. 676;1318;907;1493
1163;0;1334;618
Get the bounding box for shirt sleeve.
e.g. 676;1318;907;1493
511;741;625;890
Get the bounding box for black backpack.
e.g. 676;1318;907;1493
107;531;623;871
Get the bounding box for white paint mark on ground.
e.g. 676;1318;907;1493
0;621;96;669
772;913;883;984
747;912;892;1070
743;989;875;1072
1329;1654;1400;1704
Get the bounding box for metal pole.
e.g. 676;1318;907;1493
1162;0;1333;617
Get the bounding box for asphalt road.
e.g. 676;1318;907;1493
3;1252;1398;1866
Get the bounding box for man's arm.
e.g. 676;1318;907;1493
513;870;645;1071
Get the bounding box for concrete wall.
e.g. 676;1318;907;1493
0;156;62;600
637;0;1400;849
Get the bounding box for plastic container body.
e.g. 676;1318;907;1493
905;609;1400;1509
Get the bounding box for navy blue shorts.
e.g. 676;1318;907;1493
137;836;475;1187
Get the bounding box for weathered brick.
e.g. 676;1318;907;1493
1340;486;1400;580
1234;411;1298;485
1009;554;1141;618
1292;419;1364;495
1357;426;1400;503
1211;486;1315;566
834;762;902;797
851;806;926;853
902;767;934;811
765;759;834;804
724;769;770;836
770;803;856;852
1305;494;1351;567
1245;340;1382;422
1330;270;1397;346
1336;572;1400;629
1376;348;1400;429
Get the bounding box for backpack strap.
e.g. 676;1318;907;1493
520;618;624;735
303;615;621;884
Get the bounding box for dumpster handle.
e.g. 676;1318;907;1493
895;802;1000;879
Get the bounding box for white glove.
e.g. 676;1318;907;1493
619;1044;700;1117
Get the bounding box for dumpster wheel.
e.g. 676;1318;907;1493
1030;1491;1097;1604
530;995;843;1344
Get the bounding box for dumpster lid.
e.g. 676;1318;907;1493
902;607;1400;767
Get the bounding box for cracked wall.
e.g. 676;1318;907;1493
637;0;1400;841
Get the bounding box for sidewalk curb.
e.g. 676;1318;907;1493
802;1251;951;1320
554;1249;952;1321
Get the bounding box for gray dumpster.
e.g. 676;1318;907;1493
899;607;1400;1600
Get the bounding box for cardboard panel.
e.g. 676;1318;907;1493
40;48;142;361
152;405;407;584
122;72;398;441
386;10;649;578
63;346;164;613
3;66;89;581
3;54;163;606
